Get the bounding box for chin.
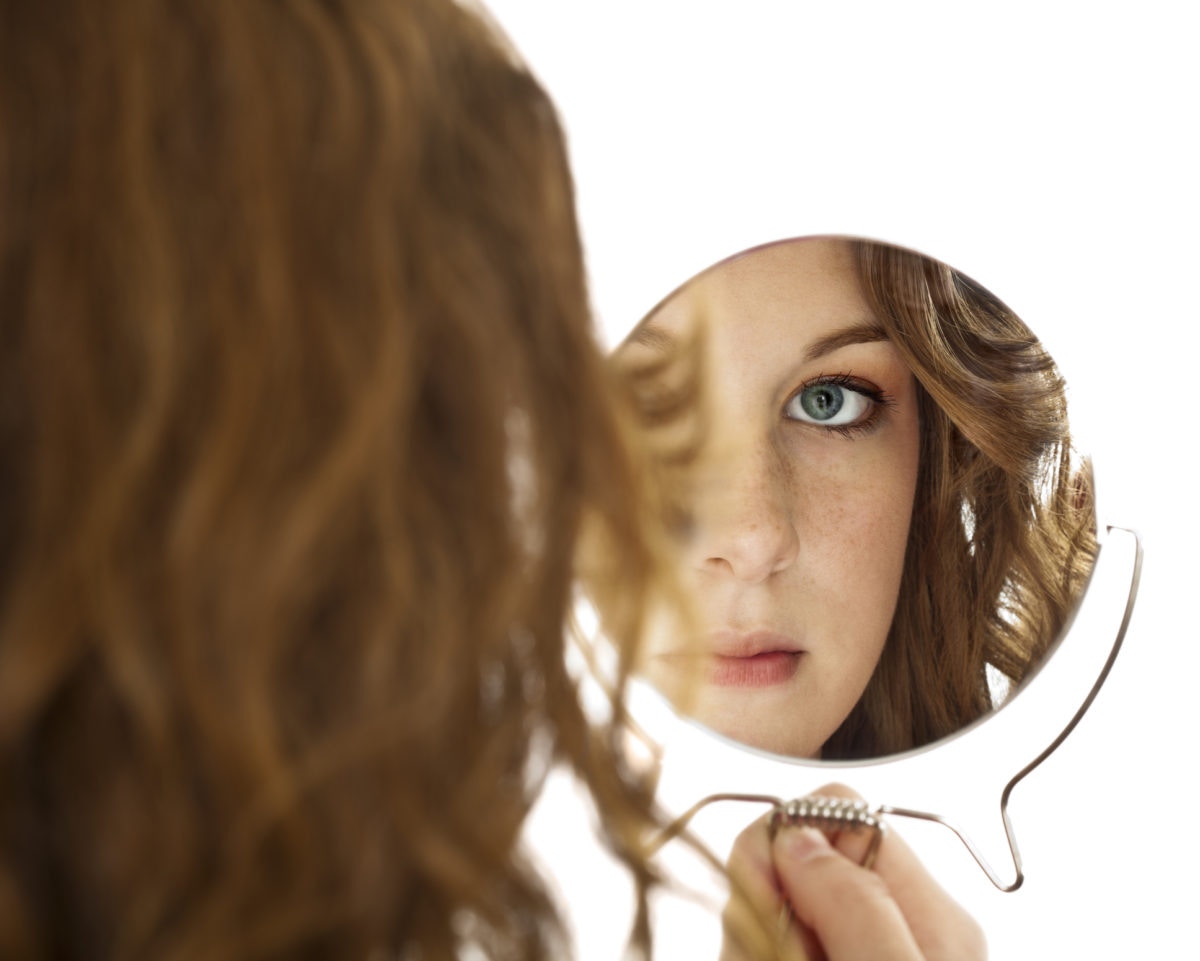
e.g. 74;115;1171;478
701;711;824;760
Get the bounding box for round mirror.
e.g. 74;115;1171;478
612;235;1098;762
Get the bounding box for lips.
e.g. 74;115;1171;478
708;630;804;688
709;630;804;658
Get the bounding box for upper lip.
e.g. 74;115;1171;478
709;630;805;658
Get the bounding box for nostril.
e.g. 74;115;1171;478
698;517;799;584
684;455;800;584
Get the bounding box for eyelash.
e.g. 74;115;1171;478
783;372;895;438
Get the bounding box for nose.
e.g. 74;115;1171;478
689;445;799;584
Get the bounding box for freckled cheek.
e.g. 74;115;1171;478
781;434;918;603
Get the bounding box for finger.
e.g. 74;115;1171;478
772;826;924;961
721;816;786;961
807;784;985;961
858;822;983;960
722;817;821;961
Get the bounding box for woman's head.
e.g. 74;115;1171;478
619;236;1096;761
621;239;921;758
0;2;671;958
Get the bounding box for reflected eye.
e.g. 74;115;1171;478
783;376;884;431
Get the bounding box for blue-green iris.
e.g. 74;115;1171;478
799;384;845;421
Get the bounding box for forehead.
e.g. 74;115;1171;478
629;238;879;359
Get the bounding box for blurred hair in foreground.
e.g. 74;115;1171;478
0;1;689;958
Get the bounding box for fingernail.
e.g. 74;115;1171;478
777;827;832;863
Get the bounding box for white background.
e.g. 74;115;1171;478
483;2;1199;958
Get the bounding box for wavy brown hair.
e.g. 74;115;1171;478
822;239;1098;759
0;2;679;959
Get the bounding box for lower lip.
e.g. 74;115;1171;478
709;651;802;688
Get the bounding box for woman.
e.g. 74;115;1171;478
621;237;1096;760
0;3;980;959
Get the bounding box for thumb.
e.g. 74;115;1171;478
773;827;924;961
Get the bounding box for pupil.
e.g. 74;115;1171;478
802;385;843;420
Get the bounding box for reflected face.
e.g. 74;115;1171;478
622;239;921;758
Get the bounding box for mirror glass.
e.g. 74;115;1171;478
612;235;1098;762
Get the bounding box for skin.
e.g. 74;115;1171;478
721;784;987;961
620;239;921;758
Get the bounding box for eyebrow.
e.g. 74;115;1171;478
803;320;889;361
626;317;887;359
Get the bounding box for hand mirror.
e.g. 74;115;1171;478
600;235;1141;892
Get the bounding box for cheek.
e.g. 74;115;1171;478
783;429;919;637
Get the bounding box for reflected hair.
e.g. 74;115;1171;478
0;1;676;959
822;240;1098;759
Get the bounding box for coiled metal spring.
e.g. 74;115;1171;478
649;792;887;869
768;795;886;868
650;790;1015;887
